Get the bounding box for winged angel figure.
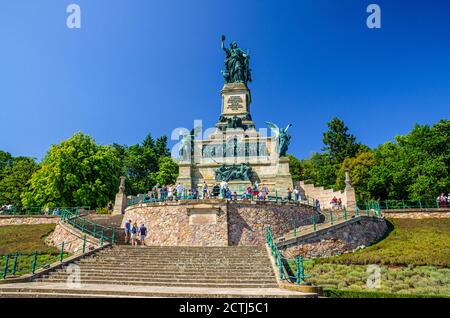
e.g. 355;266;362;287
266;122;293;157
178;126;202;161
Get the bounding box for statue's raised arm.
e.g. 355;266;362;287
221;35;227;52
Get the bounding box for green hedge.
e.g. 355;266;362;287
324;288;449;298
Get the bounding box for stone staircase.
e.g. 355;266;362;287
80;214;126;244
0;245;316;297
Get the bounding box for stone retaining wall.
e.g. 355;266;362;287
122;200;318;247
383;210;450;219
0;216;59;226
283;217;388;259
227;202;317;246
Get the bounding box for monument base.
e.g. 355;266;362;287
113;192;127;215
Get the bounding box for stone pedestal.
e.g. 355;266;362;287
274;157;294;194
113;176;127;215
177;162;193;190
344;168;357;211
175;81;294;197
216;83;255;130
113;192;127;215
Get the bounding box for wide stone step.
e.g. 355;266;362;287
41;272;274;281
33;278;279;288
96;252;269;257
66;266;271;272
96;254;268;258
74;261;271;267
53;268;274;276
0;292;144;298
40;275;276;284
0;285;314;298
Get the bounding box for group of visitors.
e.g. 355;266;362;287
437;193;450;208
124;219;148;246
0;204;12;213
144;183;198;201
330;196;343;210
138;181;315;203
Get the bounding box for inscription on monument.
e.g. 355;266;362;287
189;209;217;225
227;96;243;110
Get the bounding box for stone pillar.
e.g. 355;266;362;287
176;162;193;190
344;168;357;211
113;176;127;215
275;157;294;196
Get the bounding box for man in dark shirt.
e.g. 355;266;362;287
139;223;148;246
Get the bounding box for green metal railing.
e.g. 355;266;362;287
281;204;383;243
1;237;76;279
359;199;444;210
1;206;117;280
60;208;116;245
127;189;318;208
0;206;90;216
266;226;309;285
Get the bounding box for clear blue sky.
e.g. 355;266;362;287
1;0;449;160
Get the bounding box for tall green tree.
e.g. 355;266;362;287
322;117;366;164
366;120;450;201
0;157;38;205
121;133;173;195
22;132;120;208
336;151;376;201
0;150;13;176
155;156;179;186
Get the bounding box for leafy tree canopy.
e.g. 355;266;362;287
0;157;38;205
22;132;121;209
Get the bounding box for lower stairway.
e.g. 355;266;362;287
0;245;316;298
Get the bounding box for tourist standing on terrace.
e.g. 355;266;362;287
314;199;321;212
131;222;138;247
139;223;147;246
294;187;300;202
202;181;208;199
108;201;113;214
438;193;447;208
261;184;269;200
287;188;292;202
167;185;174;200
124;219;131;244
176;183;184;199
330;196;338;209
252;182;259;200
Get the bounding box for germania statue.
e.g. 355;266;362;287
221;35;252;85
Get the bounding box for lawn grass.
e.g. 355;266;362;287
323;288;449;298
0;224;68;278
0;224;59;255
301;262;450;296
286;218;450;297
315;218;450;267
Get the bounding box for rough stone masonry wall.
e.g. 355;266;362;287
122;201;318;247
227;202;317;246
383;210;450;219
46;222;102;254
0;216;59;226
122;202;229;246
283;217;388;259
